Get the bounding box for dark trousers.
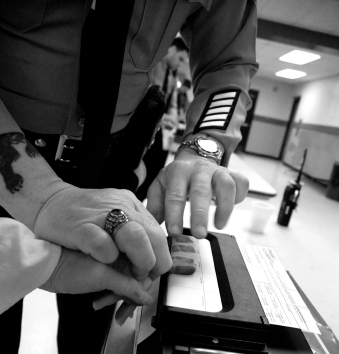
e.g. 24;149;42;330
0;128;139;354
0;289;23;354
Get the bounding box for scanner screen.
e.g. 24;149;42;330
165;235;222;312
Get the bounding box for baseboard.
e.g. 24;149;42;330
282;162;328;186
242;150;281;160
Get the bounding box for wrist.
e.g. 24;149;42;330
183;133;225;155
176;134;224;165
6;176;71;231
0;133;71;229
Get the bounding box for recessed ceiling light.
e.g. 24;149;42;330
279;50;321;65
275;69;307;79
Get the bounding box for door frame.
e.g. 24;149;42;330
279;96;301;160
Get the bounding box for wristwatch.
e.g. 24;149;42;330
177;136;223;165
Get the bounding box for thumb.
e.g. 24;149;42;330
93;276;152;311
114;277;152;325
103;267;153;306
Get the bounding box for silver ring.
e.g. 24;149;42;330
104;209;130;239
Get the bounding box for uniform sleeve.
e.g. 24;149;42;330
180;0;258;166
0;99;23;135
0;218;61;314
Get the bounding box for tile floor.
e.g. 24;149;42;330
18;152;339;353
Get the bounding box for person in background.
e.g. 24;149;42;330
0;1;257;352
177;79;192;120
175;79;192;142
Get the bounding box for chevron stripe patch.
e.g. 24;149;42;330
193;90;241;134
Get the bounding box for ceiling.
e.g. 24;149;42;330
256;0;339;84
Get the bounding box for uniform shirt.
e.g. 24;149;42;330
0;0;258;167
0;218;61;314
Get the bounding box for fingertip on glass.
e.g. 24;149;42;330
215;219;227;230
167;224;182;237
191;225;207;238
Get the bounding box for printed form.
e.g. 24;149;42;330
239;244;320;334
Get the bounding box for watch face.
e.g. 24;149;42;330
198;138;218;154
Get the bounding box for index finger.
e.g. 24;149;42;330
188;170;213;238
164;172;189;237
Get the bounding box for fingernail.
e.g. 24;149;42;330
93;303;104;311
194;225;207;238
168;225;181;236
115;317;124;326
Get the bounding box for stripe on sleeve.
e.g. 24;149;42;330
193;89;241;134
206;107;231;115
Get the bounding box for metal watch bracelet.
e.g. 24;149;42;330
176;136;223;165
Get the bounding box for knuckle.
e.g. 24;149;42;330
215;169;236;190
86;234;116;263
124;222;149;243
88;235;106;252
193;208;209;219
129;220;145;234
213;168;229;182
120;189;135;200
190;185;211;198
166;190;186;204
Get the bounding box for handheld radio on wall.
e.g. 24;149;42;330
277;149;308;227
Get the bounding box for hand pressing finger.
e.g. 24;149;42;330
113;220;156;281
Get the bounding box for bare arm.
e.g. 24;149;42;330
0;133;69;229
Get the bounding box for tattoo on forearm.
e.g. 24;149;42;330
0;133;41;193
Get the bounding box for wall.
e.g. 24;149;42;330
245;76;295;157
293;77;339;126
283;75;339;181
245;75;339;181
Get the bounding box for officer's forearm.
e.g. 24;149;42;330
0;133;69;230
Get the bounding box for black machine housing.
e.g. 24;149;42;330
150;229;270;354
